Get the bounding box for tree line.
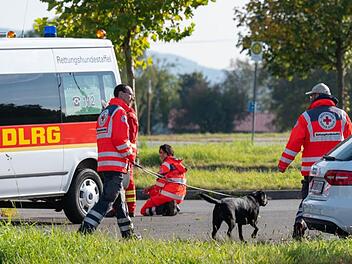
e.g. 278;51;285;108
32;0;352;133
135;60;250;134
134;59;352;134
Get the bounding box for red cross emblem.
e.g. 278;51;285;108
318;112;336;130
323;116;332;126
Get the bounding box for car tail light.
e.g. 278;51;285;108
324;170;352;185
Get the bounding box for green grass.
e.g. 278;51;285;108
138;141;288;169
134;141;302;190
0;225;351;263
134;168;302;190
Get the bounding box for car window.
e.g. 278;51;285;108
103;74;115;104
60;71;116;122
327;136;352;160
0;73;61;126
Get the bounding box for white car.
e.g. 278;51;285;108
303;137;352;236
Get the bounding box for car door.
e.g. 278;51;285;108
0;61;64;197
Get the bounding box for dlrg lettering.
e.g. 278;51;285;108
0;126;61;147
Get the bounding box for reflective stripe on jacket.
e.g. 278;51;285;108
158;156;187;201
97;98;134;173
278;98;352;176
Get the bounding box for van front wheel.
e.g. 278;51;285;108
63;168;103;224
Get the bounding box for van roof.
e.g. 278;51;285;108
0;37;114;49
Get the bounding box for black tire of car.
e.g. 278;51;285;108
63;168;103;224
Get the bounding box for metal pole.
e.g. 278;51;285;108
147;80;152;135
132;78;138;118
251;62;258;143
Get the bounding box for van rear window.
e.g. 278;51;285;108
0;71;117;126
0;73;61;126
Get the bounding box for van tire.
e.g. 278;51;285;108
63;168;103;224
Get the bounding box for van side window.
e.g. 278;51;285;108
60;71;116;122
103;74;116;103
0;73;61;126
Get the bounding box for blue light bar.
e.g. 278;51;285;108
44;26;57;37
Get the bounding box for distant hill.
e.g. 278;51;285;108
147;51;226;84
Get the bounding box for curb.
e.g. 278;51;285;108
136;189;302;200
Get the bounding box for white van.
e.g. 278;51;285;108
0;34;121;223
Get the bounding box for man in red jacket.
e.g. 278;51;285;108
78;84;140;239
278;83;352;239
106;97;138;217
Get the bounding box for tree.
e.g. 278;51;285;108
175;72;212;132
235;0;352;109
269;70;352;131
135;64;180;134
174;71;248;133
36;0;215;93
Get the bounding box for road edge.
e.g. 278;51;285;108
136;189;301;200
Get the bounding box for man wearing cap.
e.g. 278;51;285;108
278;82;352;239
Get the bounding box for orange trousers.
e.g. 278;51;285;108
125;168;136;214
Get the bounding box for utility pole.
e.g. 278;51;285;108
147;80;152;135
250;41;263;143
251;62;258;143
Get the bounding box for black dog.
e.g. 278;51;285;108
200;191;268;241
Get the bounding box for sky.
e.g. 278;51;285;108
0;0;249;70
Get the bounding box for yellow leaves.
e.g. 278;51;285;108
151;33;158;41
0;208;17;218
242;37;252;49
173;14;182;21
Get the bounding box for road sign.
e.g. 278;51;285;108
251;41;263;62
248;101;256;113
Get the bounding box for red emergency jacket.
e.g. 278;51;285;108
157;156;187;201
127;108;138;159
96;98;134;173
278;98;352;176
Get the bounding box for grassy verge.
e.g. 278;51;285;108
134;141;302;190
0;225;351;263
134;168;302;190
138;141;288;168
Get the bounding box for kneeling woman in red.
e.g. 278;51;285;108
141;144;187;216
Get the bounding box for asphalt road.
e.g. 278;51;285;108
4;199;328;242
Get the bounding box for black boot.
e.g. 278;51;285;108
78;222;95;235
176;204;181;212
162;200;178;216
292;220;307;240
122;230;142;240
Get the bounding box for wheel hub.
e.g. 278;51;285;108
79;178;100;214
